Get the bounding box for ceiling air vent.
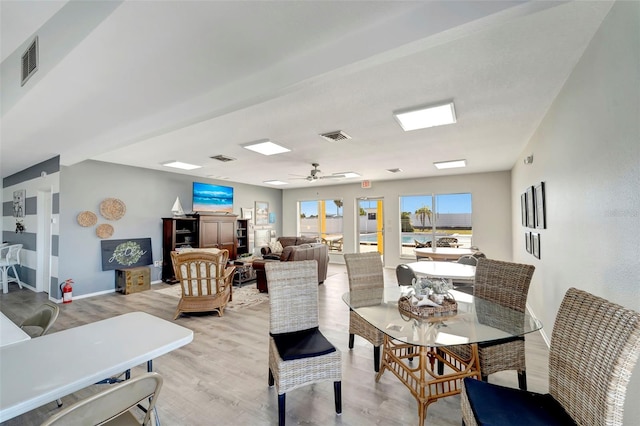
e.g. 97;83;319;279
210;155;236;162
319;130;351;142
21;37;39;86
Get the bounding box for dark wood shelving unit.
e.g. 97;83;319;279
162;215;239;283
236;218;249;257
162;217;198;282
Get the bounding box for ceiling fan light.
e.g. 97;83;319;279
243;140;290;156
394;101;456;131
161;161;202;170
434;159;466;169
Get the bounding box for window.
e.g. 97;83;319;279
399;193;472;257
299;199;344;252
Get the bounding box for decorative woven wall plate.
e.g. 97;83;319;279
100;198;126;220
77;211;97;227
96;224;114;239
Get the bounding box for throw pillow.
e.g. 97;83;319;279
269;240;284;254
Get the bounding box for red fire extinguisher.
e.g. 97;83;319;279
60;279;73;304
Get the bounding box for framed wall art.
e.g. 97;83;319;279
526;186;535;228
255;201;269;226
241;207;254;223
254;229;270;248
532;232;540;259
13;189;26;218
101;238;152;271
520;193;527;227
535;182;546;229
525;231;532;253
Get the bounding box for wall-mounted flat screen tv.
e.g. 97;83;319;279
192;182;234;214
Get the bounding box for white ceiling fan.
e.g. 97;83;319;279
290;163;345;182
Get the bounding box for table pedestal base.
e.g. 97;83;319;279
375;336;481;425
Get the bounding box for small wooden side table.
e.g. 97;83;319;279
232;261;256;286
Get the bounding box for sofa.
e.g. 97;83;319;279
253;237;329;293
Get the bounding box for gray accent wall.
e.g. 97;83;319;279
58;160;282;298
511;1;640;421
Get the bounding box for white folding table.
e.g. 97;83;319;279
0;311;31;347
0;312;193;422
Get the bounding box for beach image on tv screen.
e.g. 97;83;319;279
193;182;233;213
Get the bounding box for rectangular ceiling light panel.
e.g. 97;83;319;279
161;161;202;170
434;159;466;169
338;172;361;178
243;140;290;156
394;102;456;131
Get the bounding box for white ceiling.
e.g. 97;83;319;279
0;1;613;188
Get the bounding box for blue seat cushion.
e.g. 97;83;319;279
271;327;336;361
464;378;576;426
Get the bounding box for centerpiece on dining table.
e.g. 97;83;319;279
398;276;457;319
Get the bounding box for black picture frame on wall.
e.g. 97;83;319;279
532;232;540;259
535;182;546;229
526;186;535;228
525;232;532;253
521;193;527;227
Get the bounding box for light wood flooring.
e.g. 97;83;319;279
0;264;549;426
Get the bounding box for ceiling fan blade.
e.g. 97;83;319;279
319;174;345;179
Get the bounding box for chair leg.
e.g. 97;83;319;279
517;370;527;390
10;265;22;288
334;381;342;414
278;393;286;426
268;368;274;386
373;345;380;372
348;333;354;349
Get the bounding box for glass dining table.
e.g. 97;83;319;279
343;287;542;425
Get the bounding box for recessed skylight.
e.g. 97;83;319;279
243;140;291;156
161;161;202;170
263;180;289;186
394;101;457;131
434;159;466;169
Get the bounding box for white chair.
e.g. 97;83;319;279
0;244;23;294
41;372;163;426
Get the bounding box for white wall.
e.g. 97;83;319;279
283;171;511;266
511;2;640;422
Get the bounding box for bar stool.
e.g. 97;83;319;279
0;244;23;293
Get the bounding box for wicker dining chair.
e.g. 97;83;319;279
461;287;640;426
170;249;235;319
344;252;385;372
439;258;535;390
265;260;342;426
